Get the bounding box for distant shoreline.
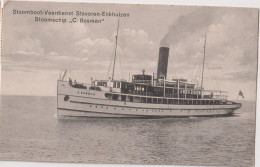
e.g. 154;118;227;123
0;94;56;98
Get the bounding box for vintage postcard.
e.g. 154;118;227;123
0;1;258;167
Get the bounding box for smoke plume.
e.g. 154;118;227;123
160;7;223;47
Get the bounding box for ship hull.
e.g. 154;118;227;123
57;107;235;118
57;81;241;118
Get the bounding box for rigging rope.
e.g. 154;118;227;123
106;39;116;79
208;64;220;90
118;47;125;80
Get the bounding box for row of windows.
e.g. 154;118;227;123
105;93;223;105
88;104;221;113
113;82;121;88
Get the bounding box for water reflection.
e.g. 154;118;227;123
56;116;213;164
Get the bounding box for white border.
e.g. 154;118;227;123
2;0;260;7
0;0;259;167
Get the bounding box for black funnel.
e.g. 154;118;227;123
157;47;170;79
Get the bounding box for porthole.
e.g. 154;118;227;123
64;95;69;101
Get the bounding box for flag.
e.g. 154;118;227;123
238;90;244;98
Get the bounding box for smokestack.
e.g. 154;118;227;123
157;47;170;80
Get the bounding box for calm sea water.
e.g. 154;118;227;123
0;95;255;166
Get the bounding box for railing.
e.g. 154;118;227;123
104;92;231;105
59;80;228;100
132;80;152;84
59;80;93;89
123;91;226;100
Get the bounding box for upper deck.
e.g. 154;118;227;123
68;78;228;101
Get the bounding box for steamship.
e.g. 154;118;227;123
57;23;241;117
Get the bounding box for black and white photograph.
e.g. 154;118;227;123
0;1;258;167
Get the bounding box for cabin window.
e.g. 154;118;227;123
105;93;112;100
117;82;120;88
121;95;126;101
141;97;146;103
129;96;133;102
179;100;183;105
112;94;119;100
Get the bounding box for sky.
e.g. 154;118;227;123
1;1;259;100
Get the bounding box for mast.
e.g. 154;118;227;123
200;35;207;96
111;18;120;81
